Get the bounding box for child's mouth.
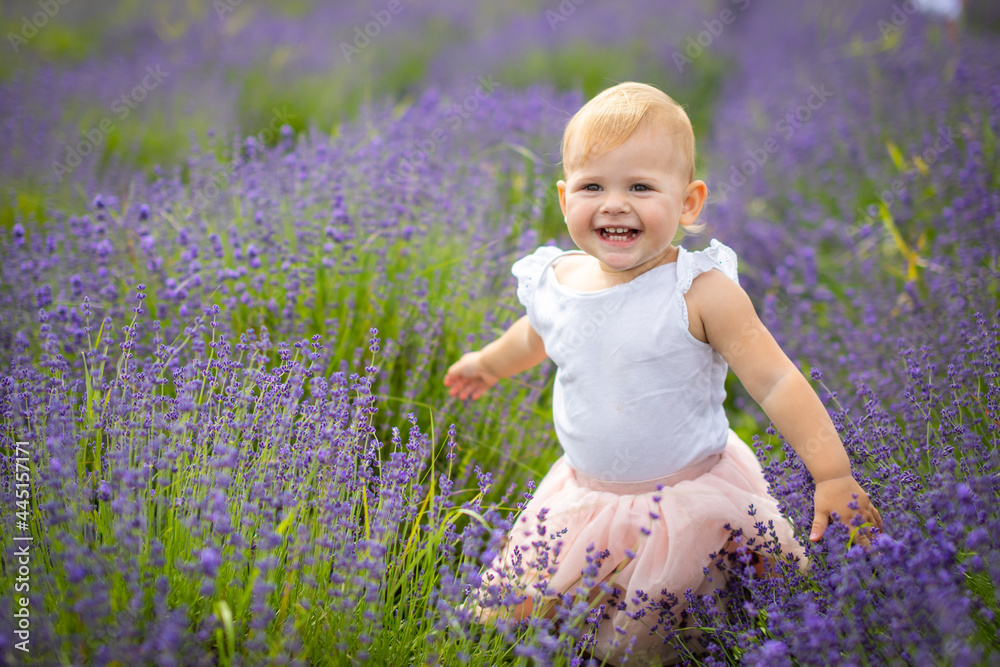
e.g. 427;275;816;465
599;227;640;242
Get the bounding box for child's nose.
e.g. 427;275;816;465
599;192;631;214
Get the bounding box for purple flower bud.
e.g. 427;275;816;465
966;528;988;550
67;563;87;584
199;547;221;578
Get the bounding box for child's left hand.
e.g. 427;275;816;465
810;475;883;547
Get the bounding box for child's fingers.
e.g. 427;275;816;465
470;381;492;400
863;498;882;527
444;354;472;379
444;358;472;390
809;512;829;542
455;381;474;400
447;377;471;398
448;377;487;401
443;365;461;386
855;529;873;550
857;498;883;540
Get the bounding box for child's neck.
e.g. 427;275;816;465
553;245;679;292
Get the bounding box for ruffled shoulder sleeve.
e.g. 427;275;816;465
676;239;739;294
511;245;564;309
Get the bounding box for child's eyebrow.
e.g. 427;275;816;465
573;172;665;182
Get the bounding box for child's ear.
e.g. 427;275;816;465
680;180;708;227
557;180;568;220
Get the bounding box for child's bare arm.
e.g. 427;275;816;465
444;315;547;400
688;270;883;543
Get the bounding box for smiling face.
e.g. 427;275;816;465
558;121;707;284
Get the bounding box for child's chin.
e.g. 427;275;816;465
600;245;642;259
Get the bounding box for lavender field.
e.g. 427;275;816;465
1;0;999;665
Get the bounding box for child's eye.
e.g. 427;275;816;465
632;184;651;192
583;184;601;191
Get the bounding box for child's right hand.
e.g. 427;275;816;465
444;351;498;400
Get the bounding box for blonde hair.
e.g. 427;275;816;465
561;82;696;182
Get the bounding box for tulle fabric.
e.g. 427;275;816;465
476;430;807;666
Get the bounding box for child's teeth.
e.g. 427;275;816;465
602;227;636;241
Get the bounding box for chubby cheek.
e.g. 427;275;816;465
640;200;678;222
566;209;595;233
566;197;596;219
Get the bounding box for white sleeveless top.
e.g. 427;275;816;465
512;239;739;482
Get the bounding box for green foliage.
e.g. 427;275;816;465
495;40;728;146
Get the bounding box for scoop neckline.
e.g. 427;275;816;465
545;248;682;296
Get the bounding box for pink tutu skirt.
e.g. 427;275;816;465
476;429;807;665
